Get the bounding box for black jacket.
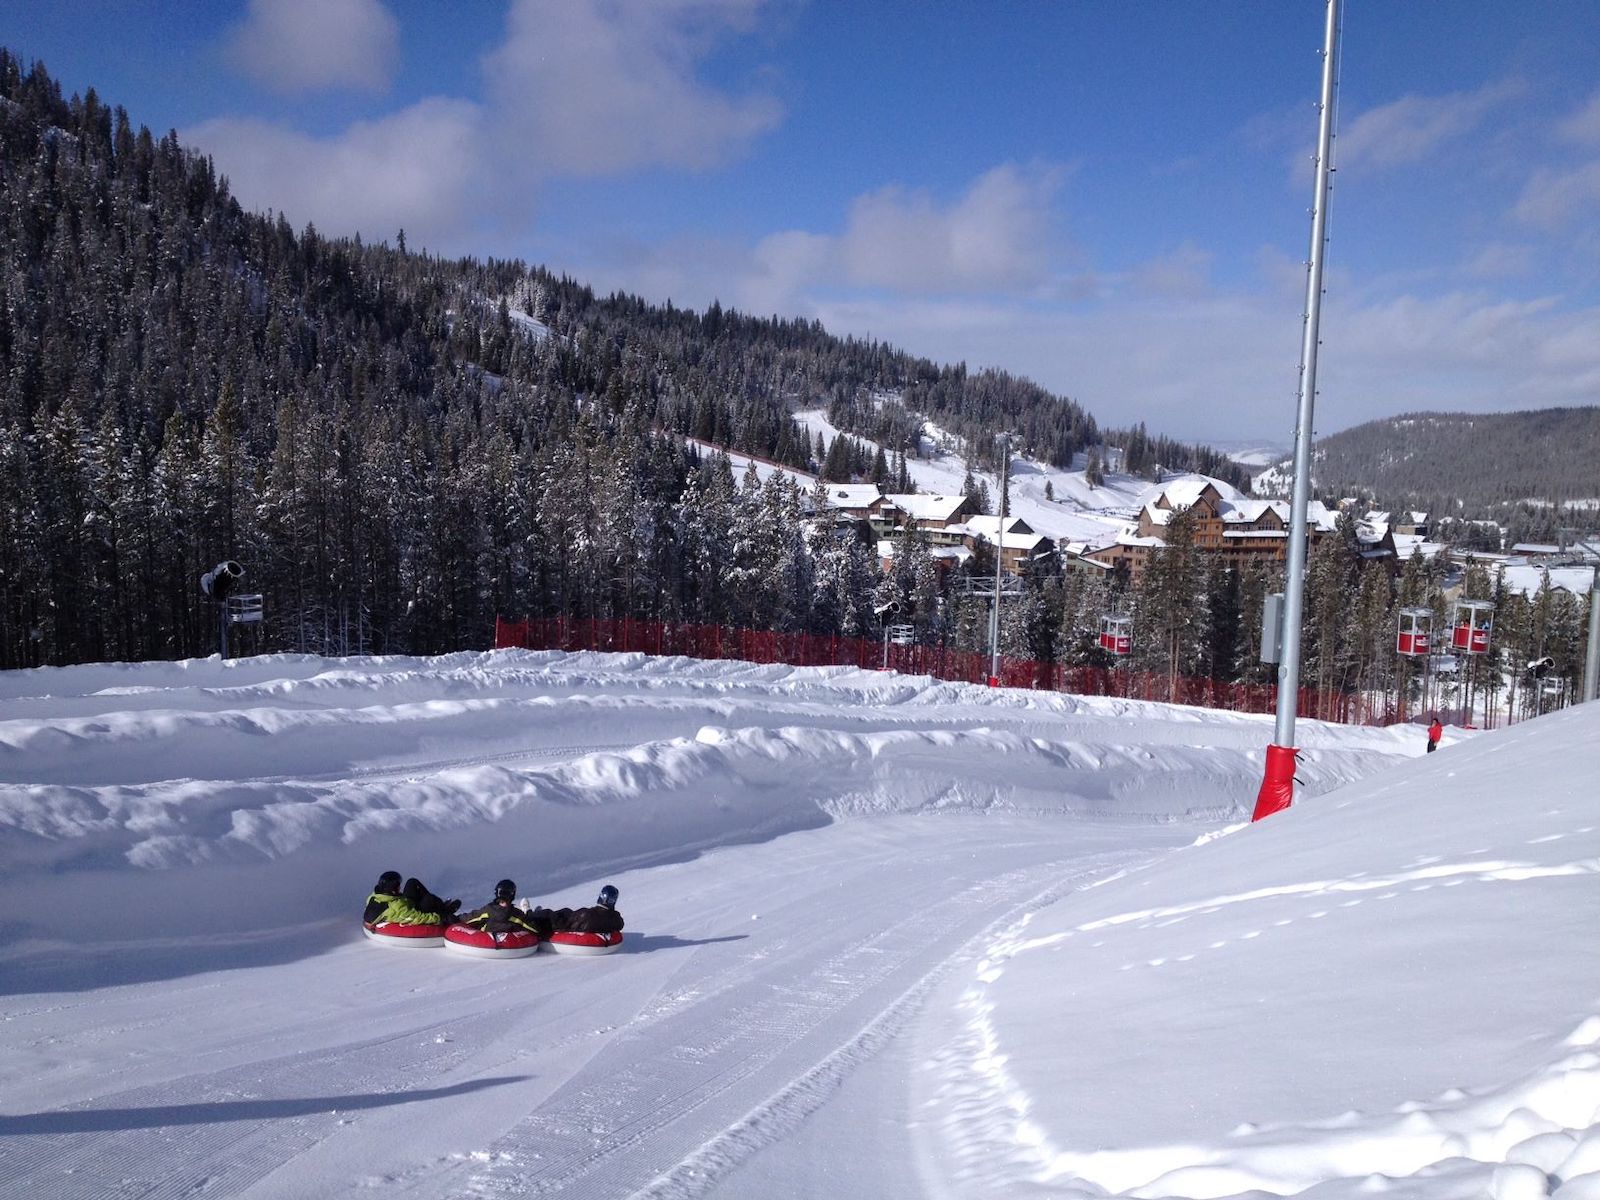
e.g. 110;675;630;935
530;905;625;935
457;899;540;935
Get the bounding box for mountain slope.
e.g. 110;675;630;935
1256;408;1600;508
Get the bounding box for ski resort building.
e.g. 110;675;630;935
1082;480;1347;583
957;514;1057;574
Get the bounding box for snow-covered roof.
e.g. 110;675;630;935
1155;478;1220;509
823;484;885;509
1305;501;1341;532
1223;529;1288;540
1511;543;1562;556
1391;534;1442;560
1499;564;1597;598
1224;499;1281;524
974;528;1051;552
962;514;1033;538
885;493;968;522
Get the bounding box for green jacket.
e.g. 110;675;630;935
364;891;443;926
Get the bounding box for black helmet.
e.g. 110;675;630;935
494;879;517;903
596;884;619;910
376;870;402;894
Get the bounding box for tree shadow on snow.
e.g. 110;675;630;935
624;931;747;953
0;1075;528;1136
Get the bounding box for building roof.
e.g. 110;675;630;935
884;493;968;522
1499;564;1597;598
1156;478;1221;509
822;484;884;509
962;514;1034;537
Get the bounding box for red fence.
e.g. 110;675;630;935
494;616;1375;725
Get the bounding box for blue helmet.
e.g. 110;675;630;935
596;885;619;910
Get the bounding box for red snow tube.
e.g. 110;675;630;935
545;930;624;956
442;924;542;959
363;920;446;948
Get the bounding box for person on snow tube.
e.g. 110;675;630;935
457;879;542;936
526;884;625;936
364;870;461;926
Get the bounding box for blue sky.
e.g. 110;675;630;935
5;1;1599;444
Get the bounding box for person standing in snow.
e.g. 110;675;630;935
364;870;461;926
1426;716;1443;754
457;879;542;936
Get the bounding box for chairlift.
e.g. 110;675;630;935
1396;607;1432;657
1098;614;1132;657
1450;599;1494;655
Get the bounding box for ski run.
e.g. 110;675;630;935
2;649;1599;1200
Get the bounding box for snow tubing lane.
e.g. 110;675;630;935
544;930;624;956
442;924;542;959
363;920;446;948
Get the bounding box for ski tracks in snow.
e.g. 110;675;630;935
440;836;1164;1199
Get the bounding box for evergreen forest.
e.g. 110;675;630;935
1;52;1590;724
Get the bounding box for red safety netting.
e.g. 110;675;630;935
493;616;1373;725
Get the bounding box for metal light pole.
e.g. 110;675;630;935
1254;0;1341;821
1585;568;1600;703
988;433;1010;686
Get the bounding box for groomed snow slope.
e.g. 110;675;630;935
1;650;1592;1200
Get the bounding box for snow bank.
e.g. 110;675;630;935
932;699;1600;1199
0;650;1405;955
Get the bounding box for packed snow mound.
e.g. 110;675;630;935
941;699;1600;1200
0;649;1409;949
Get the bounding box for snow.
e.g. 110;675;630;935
2;649;1597;1200
793;408;1177;547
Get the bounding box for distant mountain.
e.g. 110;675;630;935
1253;409;1600;511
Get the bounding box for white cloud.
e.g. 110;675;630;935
224;0;400;96
482;0;783;177
1557;90;1600;146
193;0;785;250
729;164;1066;303
1338;81;1519;171
1130;243;1214;299
1512;162;1600;231
189;100;484;249
836;164;1064;293
1460;242;1535;280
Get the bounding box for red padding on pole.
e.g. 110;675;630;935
1252;743;1298;822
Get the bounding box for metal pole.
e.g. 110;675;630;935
988;434;1009;683
1252;0;1340;821
1585;568;1600;702
1272;0;1340;750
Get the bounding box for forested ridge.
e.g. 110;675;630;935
1305;409;1600;518
0;51;1257;669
